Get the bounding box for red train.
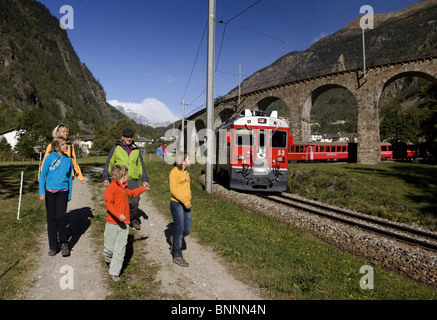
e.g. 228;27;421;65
288;141;429;162
214;109;290;192
211;109;431;192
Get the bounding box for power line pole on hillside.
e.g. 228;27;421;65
181;95;185;152
205;0;215;194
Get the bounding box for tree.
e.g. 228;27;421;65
380;103;417;143
417;84;437;157
14;108;55;159
91;118;139;154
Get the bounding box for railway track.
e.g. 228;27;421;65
208;179;437;285
257;192;437;252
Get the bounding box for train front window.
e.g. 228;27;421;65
258;130;267;147
235;129;254;146
272;131;287;148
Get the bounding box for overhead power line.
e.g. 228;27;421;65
218;20;314;51
215;0;265;71
184;21;208;97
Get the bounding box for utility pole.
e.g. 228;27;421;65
238;63;241;106
181;95;185;152
362;28;367;78
359;5;374;78
205;0;215;194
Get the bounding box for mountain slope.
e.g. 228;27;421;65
226;0;437;97
0;0;124;134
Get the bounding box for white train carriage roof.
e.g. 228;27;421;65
231;109;289;128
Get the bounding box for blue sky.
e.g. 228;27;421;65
37;0;420;125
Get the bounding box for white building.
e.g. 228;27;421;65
72;135;95;155
135;136;153;148
0;129;24;149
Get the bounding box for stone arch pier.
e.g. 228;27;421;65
187;56;437;164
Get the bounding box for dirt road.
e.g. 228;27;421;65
23;170;264;300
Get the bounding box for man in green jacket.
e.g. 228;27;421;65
103;129;150;230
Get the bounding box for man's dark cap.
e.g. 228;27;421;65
122;128;134;137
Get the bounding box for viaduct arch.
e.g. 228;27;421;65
186;56;437;165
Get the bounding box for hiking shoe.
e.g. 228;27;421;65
48;250;56;256
61;243;70;257
131;219;141;230
173;256;189;267
110;274;121;283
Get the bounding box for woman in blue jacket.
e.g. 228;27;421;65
39;137;73;257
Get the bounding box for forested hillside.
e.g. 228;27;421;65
0;0;125;137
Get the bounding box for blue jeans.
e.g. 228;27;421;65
170;201;192;258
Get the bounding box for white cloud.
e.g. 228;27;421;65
314;31;328;43
108;98;179;124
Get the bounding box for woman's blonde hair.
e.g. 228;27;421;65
51;137;67;153
52;124;69;139
110;164;129;180
174;152;188;171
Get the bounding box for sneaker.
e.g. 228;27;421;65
110;274;121;283
173;256;189;267
131;219;141;230
48;250;56;256
61;243;70;257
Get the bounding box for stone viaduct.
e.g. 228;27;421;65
186;55;437;164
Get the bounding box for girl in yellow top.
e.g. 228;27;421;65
169;152;192;267
42;124;84;184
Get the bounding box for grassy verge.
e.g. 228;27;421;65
0;161;45;299
144;158;437;300
287;162;437;230
2;157;436;299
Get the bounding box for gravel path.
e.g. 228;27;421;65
24;176;108;300
139;193;263;300
23;170;264;300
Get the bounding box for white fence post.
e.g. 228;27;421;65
17;171;24;220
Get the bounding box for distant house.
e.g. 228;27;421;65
135;136;153;148
337;133;357;143
313;133;357;143
72;135;95;155
311;134;322;142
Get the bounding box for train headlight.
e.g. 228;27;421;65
277;157;285;163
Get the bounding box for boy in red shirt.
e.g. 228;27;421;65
103;164;147;283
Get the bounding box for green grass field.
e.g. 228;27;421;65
287;162;437;230
1;157;436;300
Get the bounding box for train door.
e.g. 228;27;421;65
234;128;254;166
310;145;314;161
254;129;271;175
